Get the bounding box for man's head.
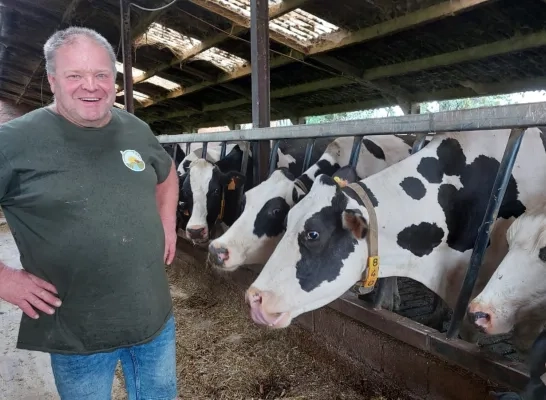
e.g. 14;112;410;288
44;27;117;128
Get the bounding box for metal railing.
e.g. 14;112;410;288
159;101;546;340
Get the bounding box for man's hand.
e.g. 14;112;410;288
0;266;61;319
164;228;177;266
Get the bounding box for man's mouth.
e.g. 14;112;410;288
80;97;100;102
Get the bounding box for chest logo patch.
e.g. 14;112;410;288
120;150;146;172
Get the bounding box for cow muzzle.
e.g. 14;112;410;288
208;244;229;267
186;225;209;242
467;303;492;333
245;287;290;328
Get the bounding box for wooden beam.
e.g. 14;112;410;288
308;0;495;54
15;0;83;104
0;90;44;107
144;76;546;127
125;0;307;87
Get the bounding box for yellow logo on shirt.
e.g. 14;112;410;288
120;150;146;172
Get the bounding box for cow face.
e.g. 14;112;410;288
468;206;546;335
208;168;302;270
182;158;245;243
244;174;372;328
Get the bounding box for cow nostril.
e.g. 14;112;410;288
473;311;490;322
246;288;263;305
187;227;205;237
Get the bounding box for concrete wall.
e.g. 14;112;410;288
0;98;35;124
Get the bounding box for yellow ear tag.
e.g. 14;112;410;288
333;176;348;187
227;178;236;191
362;256;379;288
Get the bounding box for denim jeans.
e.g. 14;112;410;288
50;314;177;400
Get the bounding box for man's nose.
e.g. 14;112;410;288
81;76;98;91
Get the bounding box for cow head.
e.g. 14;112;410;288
244;170;374;328
180;157;245;243
468;205;546;335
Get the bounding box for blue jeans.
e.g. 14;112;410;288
50;314;177;400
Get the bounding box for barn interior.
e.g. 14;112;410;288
1;0;546;398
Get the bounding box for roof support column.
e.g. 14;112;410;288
250;0;271;185
120;0;134;113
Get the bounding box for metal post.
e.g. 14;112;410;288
220;141;227;158
301;139;315;172
120;0;134;114
446;127;527;339
268;140;281;177
201;142;208;159
250;0;271;184
349;136;363;168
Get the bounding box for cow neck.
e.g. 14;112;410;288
342;181;380;290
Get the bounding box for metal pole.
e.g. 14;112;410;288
250;0;271;184
446;127;526;339
268;140;281;177
120;0;134;114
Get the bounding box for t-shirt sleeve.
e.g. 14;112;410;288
0;149;13;204
146;130;174;184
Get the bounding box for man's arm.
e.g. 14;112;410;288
156;161;179;265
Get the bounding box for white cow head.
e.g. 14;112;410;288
468;204;546;335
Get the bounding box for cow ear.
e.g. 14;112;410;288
221;171;246;190
342;209;368;239
332;166;359;187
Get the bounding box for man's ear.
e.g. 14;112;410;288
342;209;368;239
221;171;246;190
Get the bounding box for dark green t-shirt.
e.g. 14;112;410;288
0;107;174;354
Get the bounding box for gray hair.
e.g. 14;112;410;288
43;26;117;75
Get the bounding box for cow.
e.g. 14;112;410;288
179;144;252;244
179;138;334;244
243;128;546;346
468;202;546;354
177;142;238;175
161;143;186;170
490;327;546;400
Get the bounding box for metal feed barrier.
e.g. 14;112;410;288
158;101;546;389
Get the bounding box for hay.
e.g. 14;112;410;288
113;247;412;400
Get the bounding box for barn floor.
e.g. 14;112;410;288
0;223;414;400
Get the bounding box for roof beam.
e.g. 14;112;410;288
126;0;307;87
136;0;496;109
187;0;309;53
142;30;546;123
308;0;495;54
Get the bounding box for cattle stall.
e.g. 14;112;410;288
156;101;546;399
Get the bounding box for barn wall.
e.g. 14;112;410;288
0;99;35;124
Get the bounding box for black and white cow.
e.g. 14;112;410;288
490;327;546;400
208;135;412;270
161;143;186;170
243;128;546;342
179;144;252;243
468;202;546;353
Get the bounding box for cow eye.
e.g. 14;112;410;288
306;231;320;241
271;208;281;216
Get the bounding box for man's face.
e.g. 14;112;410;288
47;36;116;128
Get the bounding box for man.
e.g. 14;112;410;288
0;26;179;399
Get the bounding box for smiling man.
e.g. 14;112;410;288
0;27;180;399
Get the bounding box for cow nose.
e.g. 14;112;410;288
245;287;287;327
467;304;492;332
186;226;207;239
208;244;229;265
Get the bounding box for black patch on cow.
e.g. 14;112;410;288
253;197;291;238
297;174;314;192
539;246;546;262
540;129;546;154
278;167;295;181
319;174;337;187
416;138;526;253
397;222;444;257
182;159;191;172
313;159;340;178
417;157;444;184
400;177;426;200
295;189;357;292
362;138;385;160
292;187;300;204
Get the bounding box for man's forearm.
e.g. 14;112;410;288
156;162;178;232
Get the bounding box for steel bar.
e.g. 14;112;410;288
250;0;271;184
185;143;191;156
446;127;527;339
201;142;208;159
220;141;227;159
120;0;134;113
172;143;178;161
157;102;546;144
349;136;363;168
302;139;315;172
269;140;281;177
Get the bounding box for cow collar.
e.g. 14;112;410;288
293;178;309;195
336;177;380;289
